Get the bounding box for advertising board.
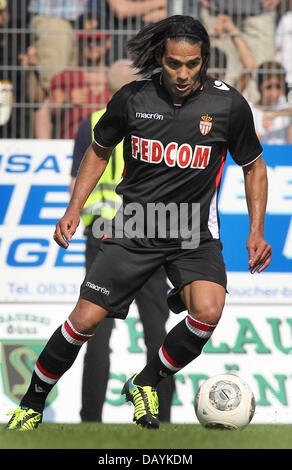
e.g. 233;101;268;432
0;140;291;423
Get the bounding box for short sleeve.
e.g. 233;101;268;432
228;91;263;166
93;85;131;148
71;116;91;177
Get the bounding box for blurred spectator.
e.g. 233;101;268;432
0;79;13;127
103;0;167;61
18;43;52;138
198;0;280;102
0;0;12;127
0;0;8;29
208;14;255;94
208;46;227;81
0;0;30;137
28;0;87;91
49;13;111;139
275;0;292;98
249;61;292;144
106;0;166;23
24;1;88;139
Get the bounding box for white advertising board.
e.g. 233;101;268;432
1;302;292;424
0;139;85;303
0;140;292;424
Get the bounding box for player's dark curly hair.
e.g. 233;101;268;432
126;15;210;85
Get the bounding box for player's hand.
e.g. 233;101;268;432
53;211;80;249
246;233;272;274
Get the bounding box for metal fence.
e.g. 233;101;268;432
0;0;291;139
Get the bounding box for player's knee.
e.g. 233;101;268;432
188;302;223;326
69;299;108;334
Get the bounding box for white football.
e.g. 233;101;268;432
194;373;256;429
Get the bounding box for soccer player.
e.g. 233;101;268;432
72;59;174;423
6;15;271;431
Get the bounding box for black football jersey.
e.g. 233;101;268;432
93;73;262;243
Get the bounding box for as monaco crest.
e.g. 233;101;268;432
199;115;212;136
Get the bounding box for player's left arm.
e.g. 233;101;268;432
242;156;272;273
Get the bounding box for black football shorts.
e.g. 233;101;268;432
79;237;227;319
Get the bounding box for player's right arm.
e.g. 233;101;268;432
54;82;132;248
53;142;113;248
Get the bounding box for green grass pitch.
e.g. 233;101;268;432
1;423;292;450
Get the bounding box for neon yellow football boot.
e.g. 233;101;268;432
5;406;42;431
121;374;160;429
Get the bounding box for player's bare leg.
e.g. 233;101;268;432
68;298;109;334
181;280;226;327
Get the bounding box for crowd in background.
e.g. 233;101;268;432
0;0;291;143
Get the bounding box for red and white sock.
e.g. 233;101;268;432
185;315;217;339
20;319;94;411
33;318;94;385
135;314;218;386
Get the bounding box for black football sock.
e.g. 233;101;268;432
135;315;217;387
20;318;94;412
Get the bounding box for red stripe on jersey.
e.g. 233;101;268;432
64;320;89;343
162;345;183;369
216;146;227;188
36;361;60;380
187;316;216;332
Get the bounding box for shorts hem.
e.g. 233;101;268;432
80;293;129;320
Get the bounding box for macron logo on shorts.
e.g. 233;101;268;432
86;281;110;296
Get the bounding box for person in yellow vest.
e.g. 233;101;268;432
70;59;174;422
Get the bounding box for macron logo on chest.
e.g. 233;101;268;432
135;112;164;120
131;135;211;169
